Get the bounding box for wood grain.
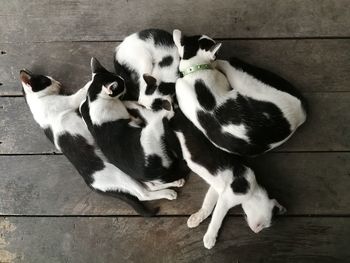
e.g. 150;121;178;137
1;217;349;262
1;93;349;154
0;0;349;43
0;153;349;216
1;40;350;95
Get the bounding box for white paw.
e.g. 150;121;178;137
203;233;217;249
187;211;204;228
175;178;186;188
163;189;177;200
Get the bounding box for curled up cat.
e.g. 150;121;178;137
80;58;189;195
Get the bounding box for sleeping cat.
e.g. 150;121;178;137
115;29;179;108
20;69;179;217
170;107;286;249
172;29;307;156
80;58;189;192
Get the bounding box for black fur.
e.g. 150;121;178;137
138;29;174;46
180;35;216;59
81;70;189;184
159;55;174;67
170;108;249;191
196;92;292;156
194;79;216;111
151;98;164;112
57;133;105;185
158;82;175;96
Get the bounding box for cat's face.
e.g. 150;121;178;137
242;189;286;233
88;58;126;101
140;74;174;116
172;29;222;61
20;70;61;96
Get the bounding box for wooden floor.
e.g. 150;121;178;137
1;1;350;262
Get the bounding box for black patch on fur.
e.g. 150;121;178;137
159;55;173;67
231;164;250;194
145;83;157;95
138;29;174;46
43;127;54;143
57;133;105;185
28;74;52;92
195;79;216;111
151;98;164;111
158;82;175;96
228;57;308;113
170;109;246;175
181;35;215;59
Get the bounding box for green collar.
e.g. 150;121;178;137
181;64;213;76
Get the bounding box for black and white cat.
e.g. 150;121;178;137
80;58;189;193
170;107;286;249
172;29;307;156
115;29;179;108
20;70;179;217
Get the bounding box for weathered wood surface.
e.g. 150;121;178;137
1;39;350;95
1;217;349;263
0;153;349;216
1;93;349;154
1;0;349;43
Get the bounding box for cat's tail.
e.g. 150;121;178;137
99;190;159;217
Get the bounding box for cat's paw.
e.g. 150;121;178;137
203;233;217;249
174;178;186;188
187;211;204;228
162;189;177;200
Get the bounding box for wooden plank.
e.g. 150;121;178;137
0;153;349;216
1;217;349;262
1;0;349;43
1;92;349;154
1;40;350;95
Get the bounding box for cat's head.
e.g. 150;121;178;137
140;74;174;115
87;57;126;102
242;187;286;233
20;70;62;97
172;29;222;64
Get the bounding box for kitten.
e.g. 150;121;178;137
172;29;307;156
20;70;178;217
115;29;179;108
170;107;286;249
80;58;189;193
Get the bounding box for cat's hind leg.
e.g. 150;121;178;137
187;186;218;228
91;164;178;201
144;178;186;191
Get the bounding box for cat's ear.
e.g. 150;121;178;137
173;29;182;48
143;74;157;86
209;42;222;60
161;100;171;111
272;199;287;215
91;57;107;74
20;69;32;86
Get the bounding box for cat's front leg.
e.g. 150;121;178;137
69;81;90;108
187;186;218;228
203;196;230;249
